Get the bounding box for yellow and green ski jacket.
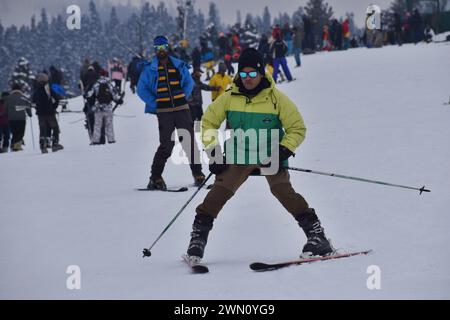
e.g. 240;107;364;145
201;73;306;165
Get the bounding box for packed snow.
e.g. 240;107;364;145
1;42;449;299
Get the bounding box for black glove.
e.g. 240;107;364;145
261;145;294;171
279;145;294;162
207;147;228;175
116;98;124;105
209;161;228;175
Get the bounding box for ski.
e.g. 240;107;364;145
136;186;188;192
189;183;214;190
250;250;372;272
182;254;209;274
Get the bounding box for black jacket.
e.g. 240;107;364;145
32;84;59;116
270;39;288;59
188;77;215;107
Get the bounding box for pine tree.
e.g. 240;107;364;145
304;0;334;48
208;2;221;29
292;7;305;28
390;0;407;14
236;10;242;26
262;6;271;34
345;12;358;38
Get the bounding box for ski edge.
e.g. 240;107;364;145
250;250;373;272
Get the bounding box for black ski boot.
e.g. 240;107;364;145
40;138;48;154
52;143;64;152
296;208;334;257
187;213;214;262
51;137;64;152
147;176;167;190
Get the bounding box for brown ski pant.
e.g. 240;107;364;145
196;165;309;219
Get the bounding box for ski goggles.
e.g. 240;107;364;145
154;44;169;51
239;71;258;79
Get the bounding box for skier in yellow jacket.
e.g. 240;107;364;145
209;62;233;101
185;48;334;263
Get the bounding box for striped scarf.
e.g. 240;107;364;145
156;60;188;113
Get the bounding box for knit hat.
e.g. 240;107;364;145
238;48;265;75
153;35;169;46
99;69;108;77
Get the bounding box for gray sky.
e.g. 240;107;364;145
1;0;394;28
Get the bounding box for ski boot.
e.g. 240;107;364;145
40;138;48;154
11;142;23;152
296;208;334;257
147;176;167;190
51;140;64;152
187;213;214;262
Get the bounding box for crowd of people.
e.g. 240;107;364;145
0;4;443;265
0;8;440;155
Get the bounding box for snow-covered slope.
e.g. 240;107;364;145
1;42;449;299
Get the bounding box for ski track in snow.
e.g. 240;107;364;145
1;42;450;299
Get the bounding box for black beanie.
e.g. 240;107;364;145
238;48;265;75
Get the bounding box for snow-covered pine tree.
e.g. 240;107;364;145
262;6;272;34
208;2;221;31
9;57;35;96
292;7;305;28
304;0;334;49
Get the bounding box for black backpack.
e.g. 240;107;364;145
97;82;113;104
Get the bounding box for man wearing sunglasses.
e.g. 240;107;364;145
185;48;333;263
137;35;205;190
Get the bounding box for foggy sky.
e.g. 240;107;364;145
0;0;394;28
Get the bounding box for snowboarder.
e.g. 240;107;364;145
4;83;32;152
32;73;64;153
137;35;205;189
209;62;233;102
85;69;123;145
185;48;334;263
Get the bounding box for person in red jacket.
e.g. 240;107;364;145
272;24;282;40
342;19;351;50
322;25;332;51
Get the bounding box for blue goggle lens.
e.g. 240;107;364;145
239;71;258;79
154;44;169;51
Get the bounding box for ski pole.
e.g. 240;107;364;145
69;117;86;124
286;166;430;195
29;114;35;150
113;114;136;118
143;172;214;258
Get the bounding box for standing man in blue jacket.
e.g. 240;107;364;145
137;35;205;190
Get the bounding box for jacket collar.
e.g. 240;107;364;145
230;72;276;103
149;55;186;71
